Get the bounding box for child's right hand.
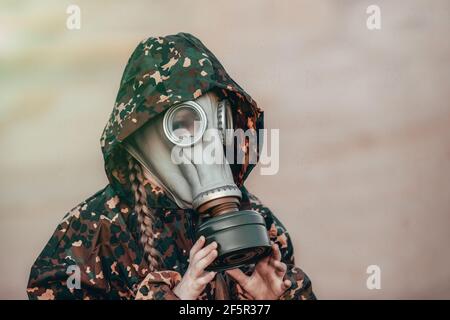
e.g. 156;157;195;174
173;236;218;300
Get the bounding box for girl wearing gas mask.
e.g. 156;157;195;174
27;33;315;300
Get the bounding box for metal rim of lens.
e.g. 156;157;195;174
163;101;207;147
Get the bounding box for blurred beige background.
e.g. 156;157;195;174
1;0;449;299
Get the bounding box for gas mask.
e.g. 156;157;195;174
124;92;271;271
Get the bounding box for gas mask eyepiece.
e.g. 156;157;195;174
162;99;234;147
163;101;207;147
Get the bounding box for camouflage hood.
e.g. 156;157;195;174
100;33;264;205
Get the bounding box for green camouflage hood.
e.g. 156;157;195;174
100;32;264;204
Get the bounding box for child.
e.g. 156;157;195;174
27;33;315;300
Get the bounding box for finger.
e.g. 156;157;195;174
282;279;292;291
241;289;255;300
256;258;275;275
226;268;249;288
271;243;281;262
194;249;218;276
190;236;206;259
197;271;217;285
272;260;287;276
193;241;218;262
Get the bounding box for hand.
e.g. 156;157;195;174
226;244;291;300
173;236;218;300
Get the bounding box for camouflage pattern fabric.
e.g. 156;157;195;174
27;33;315;300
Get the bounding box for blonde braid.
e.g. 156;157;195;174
127;154;161;272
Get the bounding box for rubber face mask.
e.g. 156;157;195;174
124;91;272;271
124;91;241;211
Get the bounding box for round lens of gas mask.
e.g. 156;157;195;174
163;101;207;147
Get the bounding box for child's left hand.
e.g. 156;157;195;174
226;243;292;300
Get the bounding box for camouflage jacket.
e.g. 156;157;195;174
27;33;315;300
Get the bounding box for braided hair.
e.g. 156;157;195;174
127;154;161;272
